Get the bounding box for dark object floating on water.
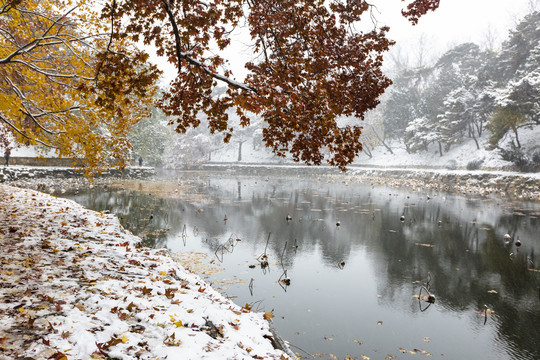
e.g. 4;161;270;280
224;214;228;222
515;236;521;247
504;233;512;245
400;215;405;222
286;214;292;222
338;260;345;269
336;220;341;227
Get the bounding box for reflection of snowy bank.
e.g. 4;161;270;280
0;185;294;359
194;164;540;200
0;165;156;183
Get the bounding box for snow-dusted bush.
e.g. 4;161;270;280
466;159;484;170
499;142;540;172
445;159;458;170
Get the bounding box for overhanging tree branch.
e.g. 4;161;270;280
0;114;58;149
161;0;257;93
0;6;80;64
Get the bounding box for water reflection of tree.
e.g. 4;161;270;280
375;202;540;358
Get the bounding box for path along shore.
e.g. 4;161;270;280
0;184;293;360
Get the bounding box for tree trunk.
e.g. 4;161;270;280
469;123;480;150
438;142;443;157
512;126;521;148
238;140;245;161
367;124;394;154
363;145;373;158
475;120;483;137
405;142;411;154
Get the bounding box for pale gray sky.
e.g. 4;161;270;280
373;0;536;68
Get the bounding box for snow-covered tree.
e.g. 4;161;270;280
438;74;493;150
486;12;540;151
399;43;489;154
404;117;441;153
164;130;214;169
382;67;429;142
129;107;173;166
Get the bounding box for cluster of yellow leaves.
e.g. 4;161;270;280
0;0;160;176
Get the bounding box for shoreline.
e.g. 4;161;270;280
3;163;540;201
0;184;295;359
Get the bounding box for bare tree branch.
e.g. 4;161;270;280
9;59;94;80
161;0;257;93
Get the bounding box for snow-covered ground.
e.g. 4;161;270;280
209;125;540;171
0;184;294;360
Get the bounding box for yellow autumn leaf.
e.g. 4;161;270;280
263;311;274;320
119;336;129;343
174;320;184;328
159;271;167;276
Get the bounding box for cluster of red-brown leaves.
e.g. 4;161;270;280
105;0;438;170
401;0;440;25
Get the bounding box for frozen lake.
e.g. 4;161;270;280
63;170;540;360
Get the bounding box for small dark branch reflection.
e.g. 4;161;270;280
280;241;288;271
214;246;224;263
181;224;187;246
249;278;254;296
214;233;241;262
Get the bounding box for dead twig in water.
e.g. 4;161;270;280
418;272;436;312
257;233;271;269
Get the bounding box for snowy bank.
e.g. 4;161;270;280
0;184;294;359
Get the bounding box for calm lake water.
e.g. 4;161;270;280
62;170;540;360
